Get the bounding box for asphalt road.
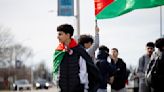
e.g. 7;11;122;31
0;86;133;92
0;86;58;92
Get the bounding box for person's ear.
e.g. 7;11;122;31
66;33;71;38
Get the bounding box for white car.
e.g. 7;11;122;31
126;72;139;90
13;79;32;91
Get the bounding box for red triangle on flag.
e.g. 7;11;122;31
95;0;114;15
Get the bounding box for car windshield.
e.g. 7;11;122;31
36;79;47;83
15;80;29;84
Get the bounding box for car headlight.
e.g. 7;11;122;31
45;83;49;87
36;83;40;87
13;84;16;87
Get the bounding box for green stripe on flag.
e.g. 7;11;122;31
95;0;164;19
53;50;65;80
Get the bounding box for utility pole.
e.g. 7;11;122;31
160;6;163;38
76;0;80;37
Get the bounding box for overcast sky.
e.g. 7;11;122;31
0;0;163;70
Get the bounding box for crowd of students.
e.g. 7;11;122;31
53;23;164;92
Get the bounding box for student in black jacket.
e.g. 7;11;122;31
110;48;127;92
96;45;114;92
53;24;100;92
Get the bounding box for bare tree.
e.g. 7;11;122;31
0;26;34;89
0;26;33;66
0;26;14;68
34;61;50;80
0;26;14;48
13;44;33;63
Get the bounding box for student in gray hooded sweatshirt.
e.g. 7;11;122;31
78;26;99;63
78;26;100;92
137;42;155;92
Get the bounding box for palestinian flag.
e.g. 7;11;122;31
53;50;65;80
95;0;164;19
53;38;77;80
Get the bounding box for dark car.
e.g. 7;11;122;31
12;79;32;90
34;78;50;89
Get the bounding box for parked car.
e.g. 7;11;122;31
12;79;32;90
34;78;50;89
126;72;139;91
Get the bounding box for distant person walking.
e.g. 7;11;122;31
110;48;127;92
137;42;155;92
129;68;139;92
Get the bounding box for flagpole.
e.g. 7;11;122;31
160;6;163;38
95;19;98;27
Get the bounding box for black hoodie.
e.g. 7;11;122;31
96;50;114;89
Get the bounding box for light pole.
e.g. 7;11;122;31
160;6;163;38
76;0;80;37
31;65;34;90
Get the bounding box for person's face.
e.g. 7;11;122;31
111;49;118;58
146;46;154;56
84;42;92;49
162;46;164;51
57;31;70;43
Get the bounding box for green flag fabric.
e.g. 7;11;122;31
95;0;164;19
52;38;78;80
53;50;65;80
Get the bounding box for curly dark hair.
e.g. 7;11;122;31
155;38;164;51
78;34;93;47
99;45;109;53
146;42;155;48
57;24;74;37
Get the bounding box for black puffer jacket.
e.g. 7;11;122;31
59;45;100;92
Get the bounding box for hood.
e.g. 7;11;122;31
97;50;109;59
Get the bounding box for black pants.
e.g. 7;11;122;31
133;87;139;92
60;84;84;92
